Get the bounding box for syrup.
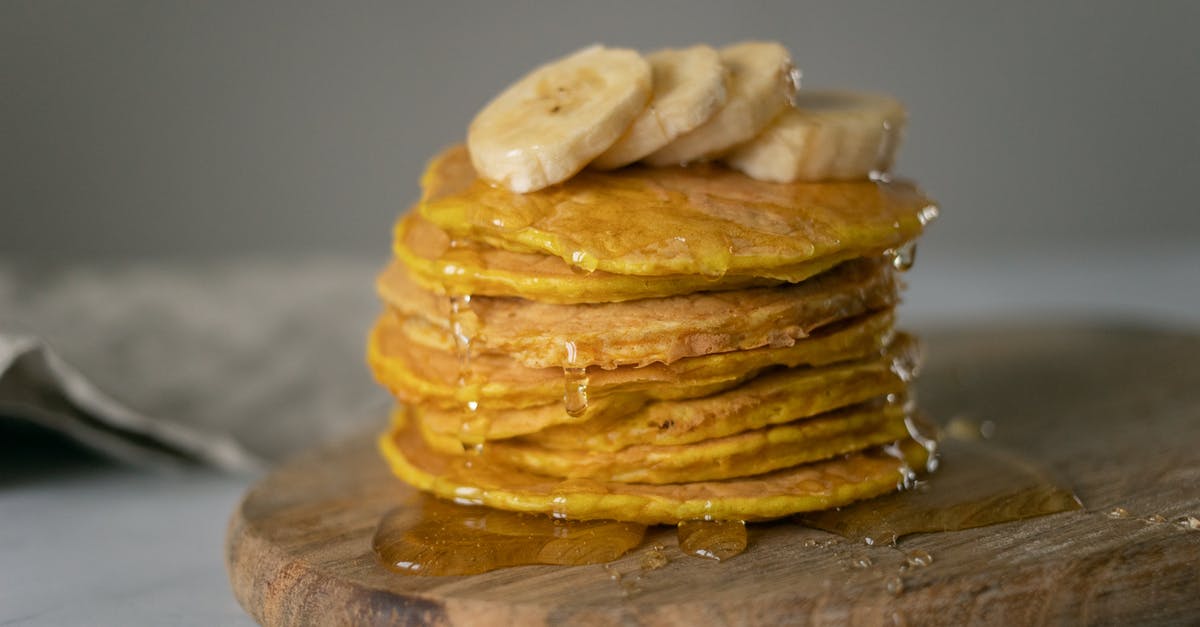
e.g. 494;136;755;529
563;367;589;417
448;295;489;446
888;242;917;272
447;295;474;376
374;433;1081;575
798;438;1082;545
562;341;590;417
676;520;748;561
373;494;646;576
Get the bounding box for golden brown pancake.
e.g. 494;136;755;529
415;334;916;444
418;145;936;277
378;255;898;369
525;335;917;450
395;213;851;303
367;309;897;411
379;406;931;524
461;400;911;484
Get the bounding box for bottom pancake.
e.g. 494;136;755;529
379;406;930;525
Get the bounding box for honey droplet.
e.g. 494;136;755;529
1144;514;1167;524
457;402;490;448
640;544;669;570
373;495;646;576
903;414;940;473
885;575;905;597
881;442;918;492
448;295;475;375
677;520;748;561
904;549;933;567
916;204;939;226
852;556;873;569
889;242;917;272
1107;507;1131;519
563;366;590;417
1181;515;1200;531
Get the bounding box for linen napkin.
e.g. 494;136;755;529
0;255;389;472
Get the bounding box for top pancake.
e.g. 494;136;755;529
417;145;937;279
395;213;847;303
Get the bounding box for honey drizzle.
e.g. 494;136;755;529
880;442;918;493
448;294;473;373
562;340;590;417
448;295;488;448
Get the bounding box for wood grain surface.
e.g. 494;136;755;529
226;323;1200;625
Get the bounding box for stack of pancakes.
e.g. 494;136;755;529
370;145;938;525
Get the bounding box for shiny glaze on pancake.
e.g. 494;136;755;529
418;145;937;278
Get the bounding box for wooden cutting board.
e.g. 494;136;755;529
226;323;1200;625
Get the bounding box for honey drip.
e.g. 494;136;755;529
881;442;919;492
448;295;488;447
448;295;474;377
563;368;589;417
889;242;917;272
373;494;646;576
879;412;938;492
562;341;589;417
677;520;748;561
798;438;1082;545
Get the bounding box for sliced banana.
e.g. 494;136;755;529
591;45;728;170
724;90;907;183
467;45;651;193
644;41;798;166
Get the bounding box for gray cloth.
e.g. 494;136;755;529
0;255;390;472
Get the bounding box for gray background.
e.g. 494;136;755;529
4;0;1199;261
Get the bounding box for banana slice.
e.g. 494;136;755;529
467;45;651;193
591;45;728;170
644;41;798;166
724;90;907;183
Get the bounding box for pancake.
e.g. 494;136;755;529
417;145;937;277
416;334;916;444
378;255;898;369
462;400;911;484
395;213;852;303
367;308;897;411
525;335;917;450
379;406;931;524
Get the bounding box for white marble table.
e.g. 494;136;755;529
0;431;255;626
2;244;1197;626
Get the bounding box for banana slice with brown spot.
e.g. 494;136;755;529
467;45;651;193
